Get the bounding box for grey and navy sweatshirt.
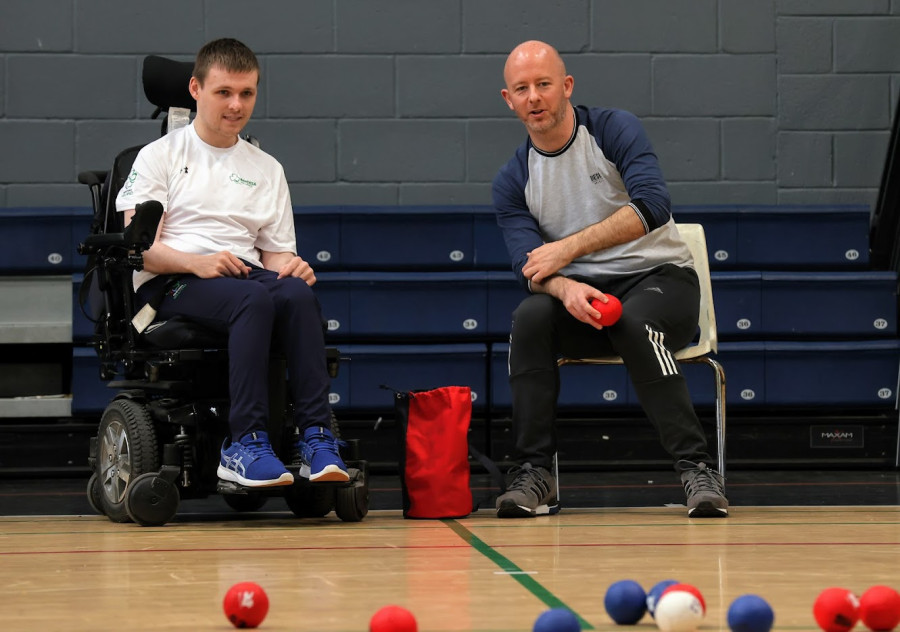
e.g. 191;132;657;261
492;105;692;289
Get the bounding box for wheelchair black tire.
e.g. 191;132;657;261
96;398;160;523
222;492;268;513
86;472;104;515
284;485;334;518
125;472;181;527
334;466;369;523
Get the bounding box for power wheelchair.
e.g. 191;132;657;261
76;55;369;527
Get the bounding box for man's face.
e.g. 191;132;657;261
189;65;258;148
501;49;573;137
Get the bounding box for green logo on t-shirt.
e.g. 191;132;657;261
121;168;138;197
230;173;257;188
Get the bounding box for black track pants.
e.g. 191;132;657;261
137;267;332;441
506;264;713;472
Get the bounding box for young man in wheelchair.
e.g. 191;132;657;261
117;38;347;488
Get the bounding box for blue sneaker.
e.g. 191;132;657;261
297;426;349;482
217;430;294;488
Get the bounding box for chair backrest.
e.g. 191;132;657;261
674;223;718;358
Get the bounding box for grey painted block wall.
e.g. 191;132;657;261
1;0;899;208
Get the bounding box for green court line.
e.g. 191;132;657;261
444;519;595;630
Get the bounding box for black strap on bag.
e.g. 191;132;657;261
468;441;506;511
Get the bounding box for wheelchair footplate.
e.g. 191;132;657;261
216;465;365;495
217;461;369;522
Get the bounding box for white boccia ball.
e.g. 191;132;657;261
654;590;705;632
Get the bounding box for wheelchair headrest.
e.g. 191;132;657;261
142;55;196;112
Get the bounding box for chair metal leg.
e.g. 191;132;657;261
693;356;727;477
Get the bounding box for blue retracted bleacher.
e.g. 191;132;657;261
675;207;739;268
711;272;762;337
0;208;81;272
318;271;489;339
738;205;870;269
473;208;512;269
71;346;107;413
676;342;766;407
3;202;897;427
760;272;897;337
495;339;897;410
329;343;488;411
294;207;341;271
339;206;476;270
486;271;524;337
765;340;900;406
314;272;351;338
678;205;870;269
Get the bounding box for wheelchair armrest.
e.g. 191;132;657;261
124;200;163;248
79;200;164;255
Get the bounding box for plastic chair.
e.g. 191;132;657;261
557;223;726;476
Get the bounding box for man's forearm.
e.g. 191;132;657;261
260;251;295;273
530;274;571;299
564;204;646;260
141;242;201;276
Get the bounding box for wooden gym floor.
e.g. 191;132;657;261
1;470;899;631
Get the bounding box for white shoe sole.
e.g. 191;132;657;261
217;466;294;488
309;465;350;482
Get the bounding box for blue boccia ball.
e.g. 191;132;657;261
646;579;680;618
533;608;581;632
604;579;648;625
727;594;774;632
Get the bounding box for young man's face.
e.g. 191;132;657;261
189;65;258;148
501;49;573;138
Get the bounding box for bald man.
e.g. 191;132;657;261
492;40;728;518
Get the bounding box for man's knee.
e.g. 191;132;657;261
237;281;276;318
270;277;318;313
512;294;556;336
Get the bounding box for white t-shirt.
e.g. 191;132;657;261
116;122;296;289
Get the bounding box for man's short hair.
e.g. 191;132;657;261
193;38;259;85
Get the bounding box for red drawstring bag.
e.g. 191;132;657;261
393;386;473;519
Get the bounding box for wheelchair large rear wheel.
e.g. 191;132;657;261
96;399;159;523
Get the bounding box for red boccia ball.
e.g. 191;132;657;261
223;581;269;629
813;587;860;632
590;295;623;326
859;585;900;631
370;604;418;632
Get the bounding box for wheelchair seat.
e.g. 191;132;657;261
77;55;366;527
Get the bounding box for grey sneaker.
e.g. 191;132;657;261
496;463;559;518
680;461;728;517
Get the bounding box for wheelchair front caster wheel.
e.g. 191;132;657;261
86;472;104;516
125;472;180;527
334;466;369;522
223;492;268;513
285;484;334;518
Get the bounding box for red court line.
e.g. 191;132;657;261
3;541;898;556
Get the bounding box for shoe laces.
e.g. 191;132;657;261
683;462;723;494
508;464;552;496
239;433;278;460
301;427;346;455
